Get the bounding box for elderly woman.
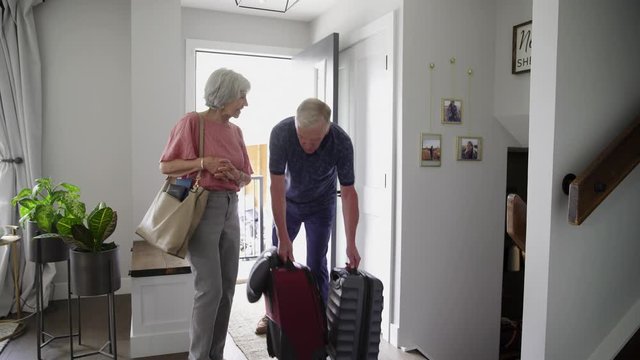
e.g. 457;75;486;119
159;68;253;360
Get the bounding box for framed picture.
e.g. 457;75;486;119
512;20;532;74
441;98;463;124
457;136;482;161
420;133;441;167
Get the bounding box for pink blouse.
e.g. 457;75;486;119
160;112;253;192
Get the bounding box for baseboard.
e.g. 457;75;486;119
53;277;131;300
130;329;189;358
389;322;399;347
588;297;640;360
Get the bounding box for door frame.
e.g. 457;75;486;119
339;11;398;344
185;39;301;113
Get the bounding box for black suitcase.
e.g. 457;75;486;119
326;267;384;360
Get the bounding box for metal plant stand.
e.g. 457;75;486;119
70;247;120;359
32;238;80;360
70;291;117;359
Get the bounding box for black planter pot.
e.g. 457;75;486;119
25;221;69;264
70;246;121;296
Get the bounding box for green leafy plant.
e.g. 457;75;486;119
36;202;118;253
11;177;85;232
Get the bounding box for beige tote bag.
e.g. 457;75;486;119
136;115;209;258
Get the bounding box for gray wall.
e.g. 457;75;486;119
35;0;132;291
523;0;640;359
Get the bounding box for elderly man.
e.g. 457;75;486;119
255;98;361;335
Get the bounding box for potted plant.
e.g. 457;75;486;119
36;202;120;296
11;178;85;263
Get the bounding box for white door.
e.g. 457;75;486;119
338;14;394;340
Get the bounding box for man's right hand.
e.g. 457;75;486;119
277;237;295;263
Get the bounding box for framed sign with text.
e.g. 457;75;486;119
512;20;532;74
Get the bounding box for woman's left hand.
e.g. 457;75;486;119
214;160;241;183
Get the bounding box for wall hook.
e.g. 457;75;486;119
562;174;576;195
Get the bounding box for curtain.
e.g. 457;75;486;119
0;0;52;317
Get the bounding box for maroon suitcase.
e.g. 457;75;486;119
264;261;327;360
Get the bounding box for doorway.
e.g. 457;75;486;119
189;48;309;280
500;147;528;359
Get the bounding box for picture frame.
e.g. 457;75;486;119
457;136;482;161
420;133;441;167
441;98;463;124
512;20;532;74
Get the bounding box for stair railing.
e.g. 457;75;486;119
562;116;640;225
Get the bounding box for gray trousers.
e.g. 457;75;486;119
187;191;240;360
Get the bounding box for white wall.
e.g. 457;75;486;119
310;0;401;43
523;0;640;359
315;0;518;358
493;0;532;146
131;0;183;277
33;0;317;293
130;7;311;227
34;0;132;288
399;0;516;358
182;8;309;50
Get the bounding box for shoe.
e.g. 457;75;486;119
255;315;268;335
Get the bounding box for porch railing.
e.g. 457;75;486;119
238;175;265;259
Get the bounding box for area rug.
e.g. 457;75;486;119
228;284;270;360
0;322;19;354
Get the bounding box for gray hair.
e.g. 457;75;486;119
204;68;251;109
295;98;331;129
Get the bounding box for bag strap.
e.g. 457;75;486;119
194;113;205;188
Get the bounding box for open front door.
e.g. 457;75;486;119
292;33;338;113
291;33;339;268
338;13;394;341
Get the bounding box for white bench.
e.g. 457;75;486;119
129;241;194;358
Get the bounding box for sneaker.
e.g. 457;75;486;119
255;315;268;335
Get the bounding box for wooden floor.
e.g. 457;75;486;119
0;295;425;360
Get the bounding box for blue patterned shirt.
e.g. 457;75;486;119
269;117;355;211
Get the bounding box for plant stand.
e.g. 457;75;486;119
29;224;80;360
35;260;81;360
70;246;120;359
70;292;117;360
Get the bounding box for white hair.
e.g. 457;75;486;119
295;98;331;129
204;68;251;109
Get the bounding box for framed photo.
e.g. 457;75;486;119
420;133;441;167
441;98;463;124
512;20;532;74
457;136;482;161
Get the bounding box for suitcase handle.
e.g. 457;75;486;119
331;267;359;281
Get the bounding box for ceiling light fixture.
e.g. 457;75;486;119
234;0;300;13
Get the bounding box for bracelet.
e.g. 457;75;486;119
200;157;204;170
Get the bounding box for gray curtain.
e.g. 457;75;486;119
0;0;53;317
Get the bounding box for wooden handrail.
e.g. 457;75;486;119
567;116;640;225
506;194;527;252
